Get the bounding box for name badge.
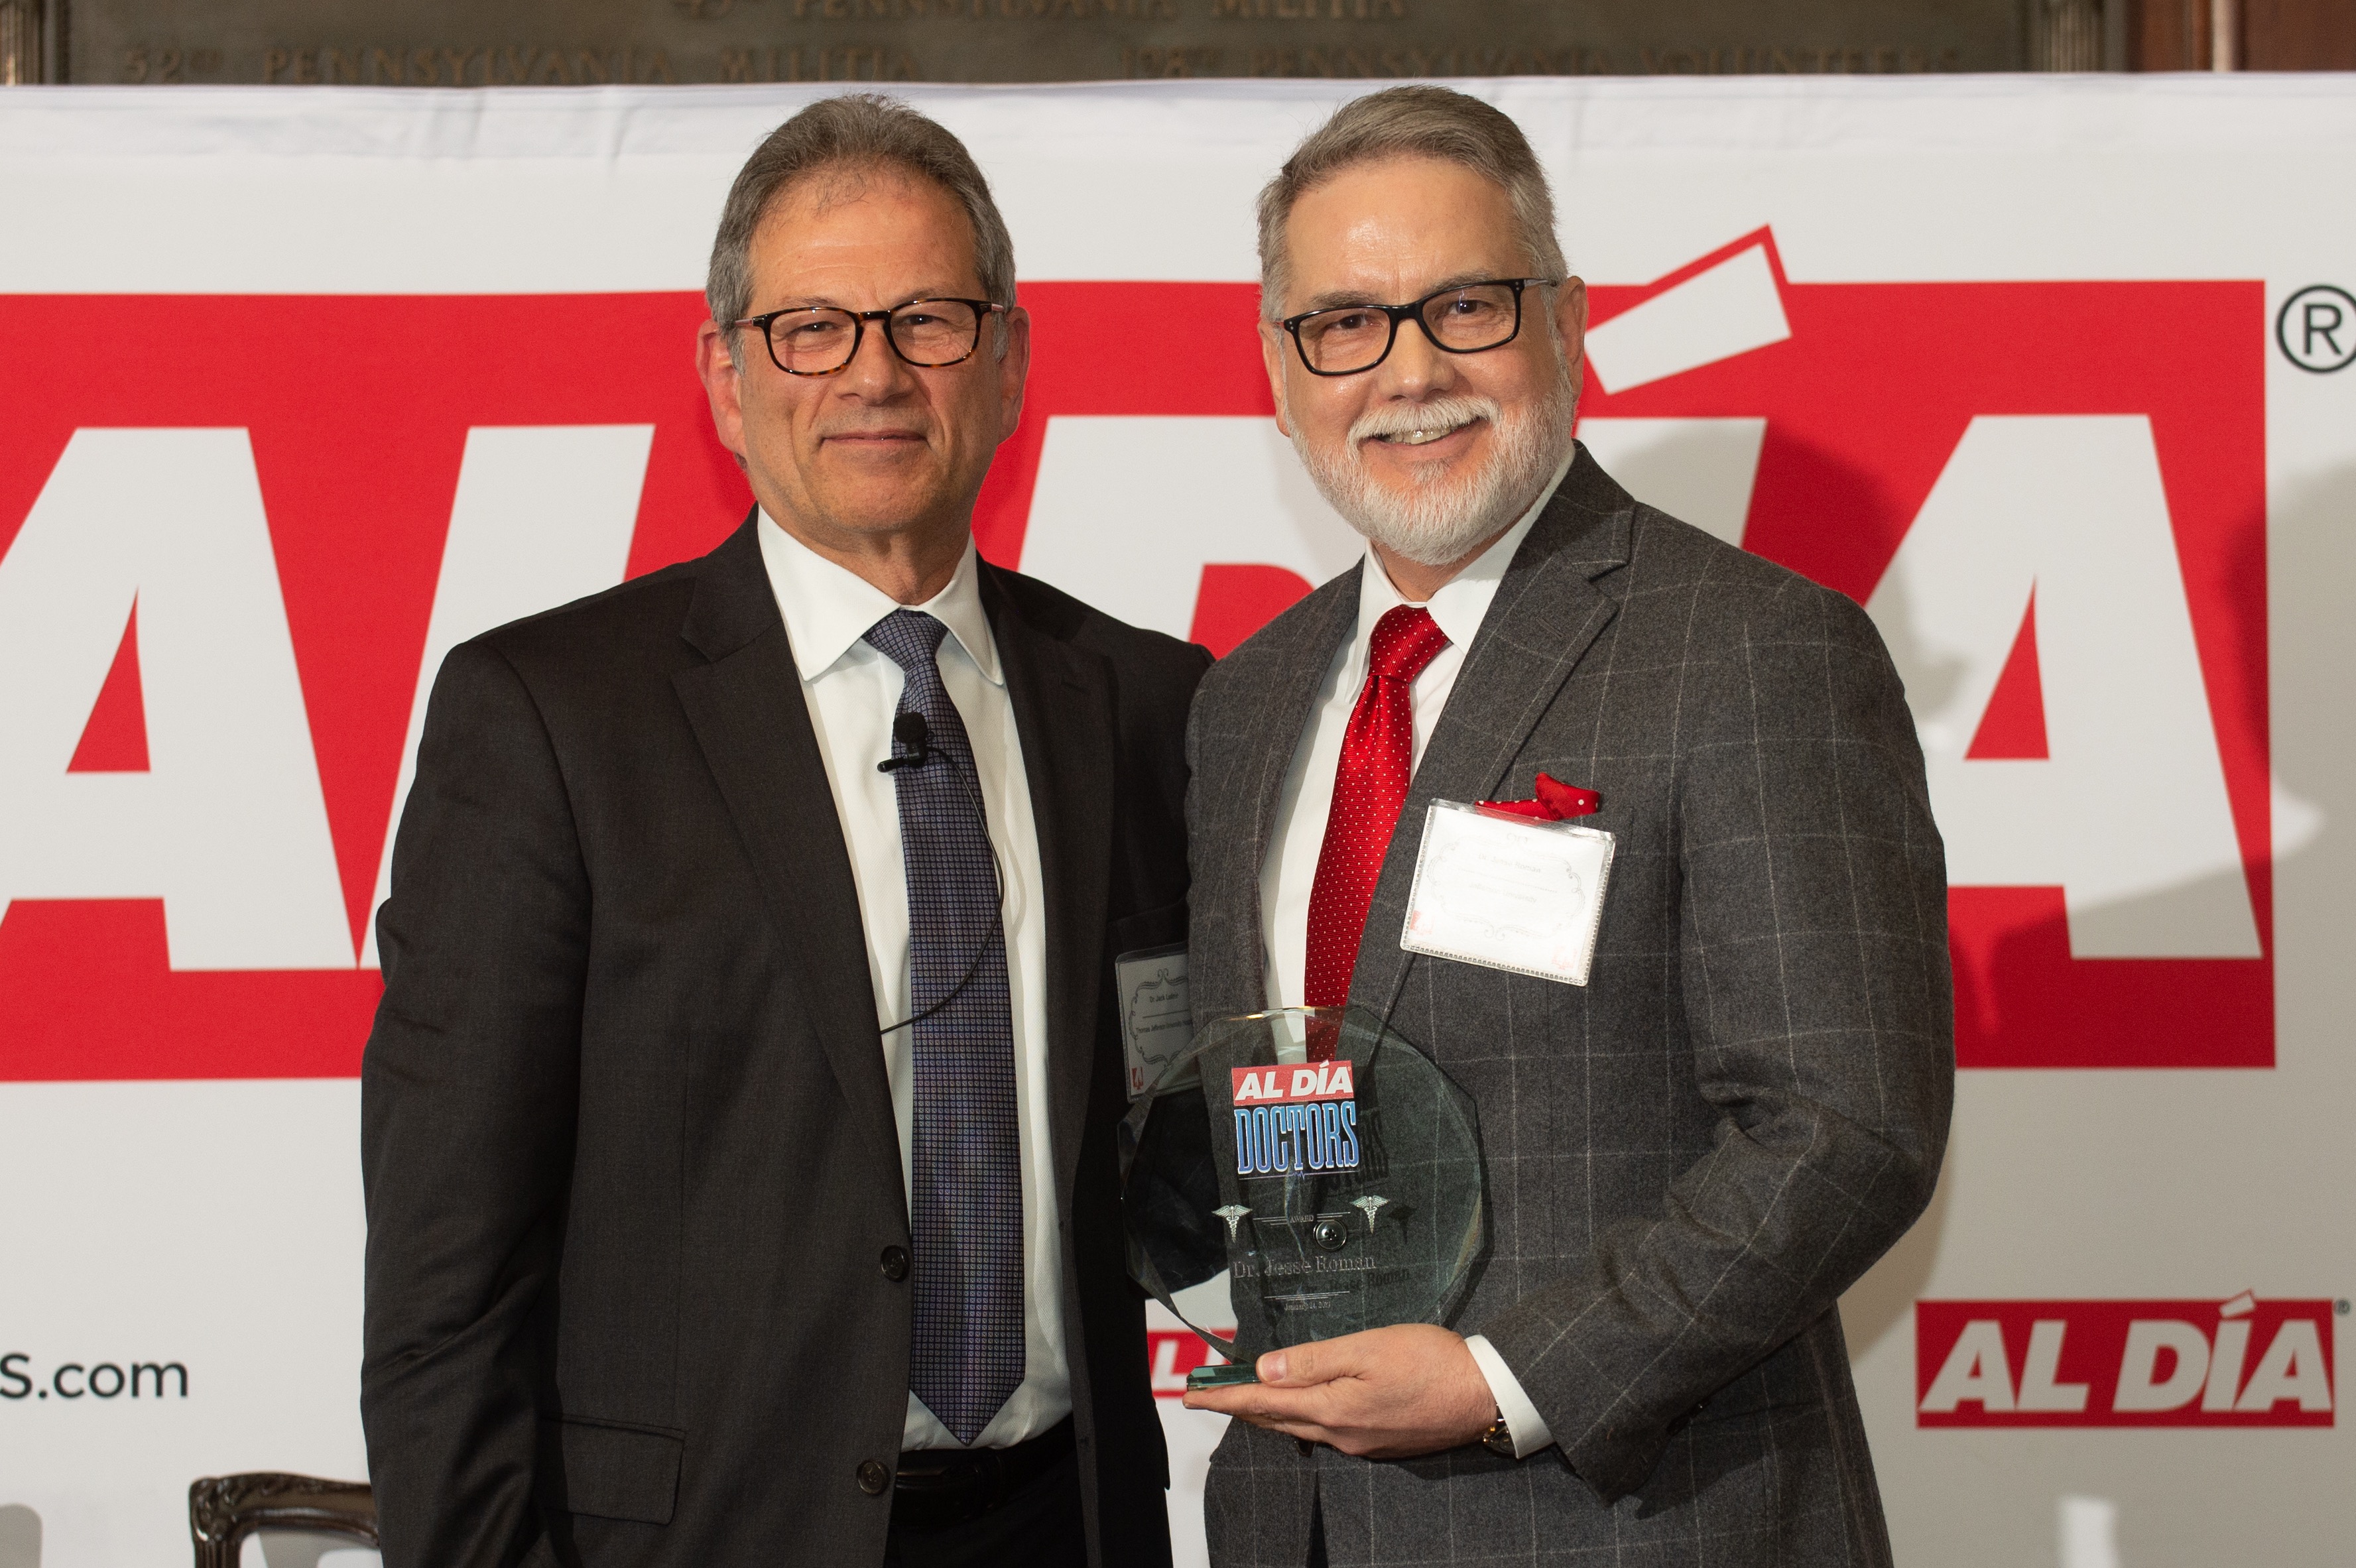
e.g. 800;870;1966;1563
1114;942;1191;1099
1399;800;1616;986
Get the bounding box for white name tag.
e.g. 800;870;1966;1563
1399;800;1617;987
1115;942;1192;1099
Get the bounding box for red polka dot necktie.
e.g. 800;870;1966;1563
1302;605;1452;1028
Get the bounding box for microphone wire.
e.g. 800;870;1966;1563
875;701;1013;1040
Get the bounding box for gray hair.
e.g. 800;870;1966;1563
706;93;1016;351
1256;86;1567;323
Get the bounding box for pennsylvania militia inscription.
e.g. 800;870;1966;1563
64;0;2021;84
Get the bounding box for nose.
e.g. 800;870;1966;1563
837;314;915;398
1374;314;1457;400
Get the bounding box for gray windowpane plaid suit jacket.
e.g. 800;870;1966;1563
1183;446;1954;1567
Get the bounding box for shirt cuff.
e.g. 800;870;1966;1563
1463;1333;1555;1460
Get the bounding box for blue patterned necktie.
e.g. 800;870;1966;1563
863;607;1025;1445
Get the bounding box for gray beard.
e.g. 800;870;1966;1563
1292;378;1578;569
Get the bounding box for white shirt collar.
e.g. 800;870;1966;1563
756;509;1003;688
1355;446;1576;644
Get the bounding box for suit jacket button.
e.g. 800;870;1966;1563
880;1244;910;1282
857;1459;893;1496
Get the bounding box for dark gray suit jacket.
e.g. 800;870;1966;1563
1185;448;1953;1567
361;517;1206;1568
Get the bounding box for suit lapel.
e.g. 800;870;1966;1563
980;564;1116;1203
1220;568;1363;1012
671;516;902;1205
1353;446;1637;1015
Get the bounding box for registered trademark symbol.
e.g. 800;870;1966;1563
2338;1299;2351;1315
2277;286;2356;373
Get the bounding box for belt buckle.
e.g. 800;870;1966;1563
892;1453;997;1532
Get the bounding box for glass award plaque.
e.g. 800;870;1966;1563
1120;1006;1485;1391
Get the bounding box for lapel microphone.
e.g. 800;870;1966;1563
877;711;931;773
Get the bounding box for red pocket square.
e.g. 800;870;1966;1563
1478;772;1600;821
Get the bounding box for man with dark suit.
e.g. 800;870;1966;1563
1182;87;1954;1566
361;95;1199;1568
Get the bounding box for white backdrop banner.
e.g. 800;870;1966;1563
1;74;2352;1568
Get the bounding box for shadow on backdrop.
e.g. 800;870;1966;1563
1839;1137;1955;1365
0;1506;38;1568
2255;459;2351;892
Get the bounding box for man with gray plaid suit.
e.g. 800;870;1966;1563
1180;86;1954;1567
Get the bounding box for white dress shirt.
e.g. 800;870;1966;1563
757;512;1070;1451
1257;452;1574;1459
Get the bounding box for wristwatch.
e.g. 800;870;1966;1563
1481;1405;1515;1459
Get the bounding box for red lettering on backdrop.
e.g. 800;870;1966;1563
66;603;151;772
0;257;2270;1077
1964;593;2050;761
1577;235;2269;1071
1915;1299;2335;1428
1190;564;1314;658
968;282;1277;563
0;293;749;1079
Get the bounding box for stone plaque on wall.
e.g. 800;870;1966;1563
47;0;2039;87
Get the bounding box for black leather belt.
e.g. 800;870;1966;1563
891;1416;1076;1533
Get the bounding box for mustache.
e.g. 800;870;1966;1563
1346;394;1503;448
1290;373;1577;569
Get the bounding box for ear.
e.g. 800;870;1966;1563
1552;276;1589;386
695;318;750;468
1259;320;1294;438
996;304;1034;446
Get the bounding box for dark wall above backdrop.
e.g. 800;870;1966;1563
1;0;2347;88
25;0;2028;86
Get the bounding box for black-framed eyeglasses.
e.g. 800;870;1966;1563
1280;278;1557;377
733;297;1006;377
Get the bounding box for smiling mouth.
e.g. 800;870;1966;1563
1373;419;1479;448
